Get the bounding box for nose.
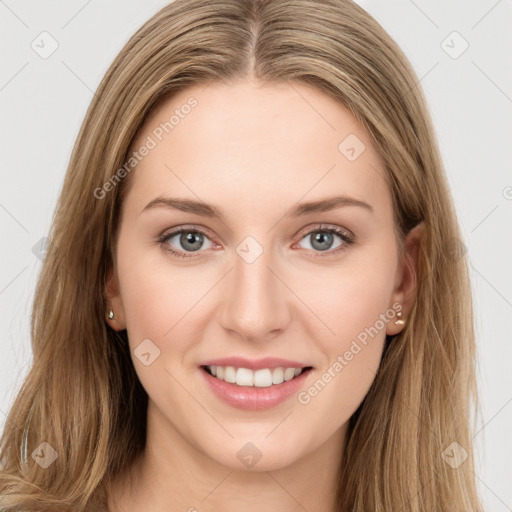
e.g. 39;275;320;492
218;244;292;343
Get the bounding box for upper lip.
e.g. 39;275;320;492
199;357;313;371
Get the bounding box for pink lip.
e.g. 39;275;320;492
199;366;313;410
199;356;311;371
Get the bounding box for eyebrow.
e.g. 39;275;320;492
141;194;374;219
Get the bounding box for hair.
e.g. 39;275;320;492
0;0;483;510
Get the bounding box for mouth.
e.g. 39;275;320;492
200;364;314;388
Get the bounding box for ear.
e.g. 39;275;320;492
104;265;127;331
386;222;424;336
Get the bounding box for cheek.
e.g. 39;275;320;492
292;253;395;402
295;251;397;346
115;241;206;400
116;235;187;343
295;271;394;434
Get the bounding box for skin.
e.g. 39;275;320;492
105;79;423;512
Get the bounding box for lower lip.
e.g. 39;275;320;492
200;367;312;410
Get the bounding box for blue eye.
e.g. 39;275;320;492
159;228;214;258
296;224;354;255
158;223;355;259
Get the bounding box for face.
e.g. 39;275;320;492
106;79;420;472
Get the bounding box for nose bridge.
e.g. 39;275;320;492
219;239;291;340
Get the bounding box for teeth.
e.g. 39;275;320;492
272;367;284;384
206;365;306;387
224;366;236;383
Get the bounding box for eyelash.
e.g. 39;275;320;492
157;223;356;259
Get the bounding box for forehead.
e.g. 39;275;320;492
125;80;390;221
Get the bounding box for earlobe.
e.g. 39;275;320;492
386;222;424;336
104;266;127;331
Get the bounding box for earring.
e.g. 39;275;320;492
108;309;114;320
394;311;405;326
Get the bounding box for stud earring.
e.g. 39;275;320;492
394;311;405;326
108;309;114;320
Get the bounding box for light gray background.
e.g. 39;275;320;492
1;0;511;509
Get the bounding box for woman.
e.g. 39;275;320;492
0;0;484;510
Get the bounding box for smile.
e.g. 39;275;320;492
199;364;314;410
203;365;312;387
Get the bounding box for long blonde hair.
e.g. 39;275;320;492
0;0;484;510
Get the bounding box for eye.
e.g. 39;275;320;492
294;223;355;257
158;226;215;258
158;223;355;259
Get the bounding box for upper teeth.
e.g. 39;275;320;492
207;366;304;387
